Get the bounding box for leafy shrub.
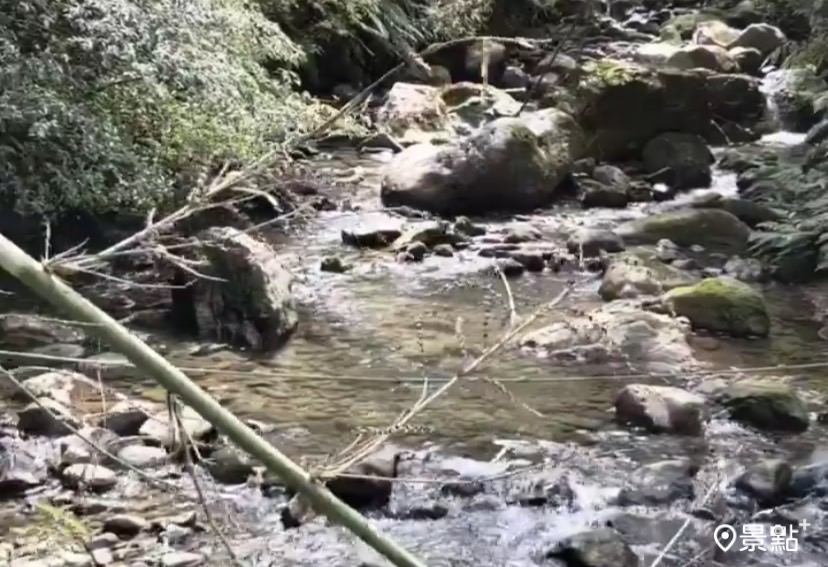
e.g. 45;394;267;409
0;0;337;217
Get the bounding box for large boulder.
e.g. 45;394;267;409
615;208;751;252
717;378;809;433
575;60;763;160
196;227;298;350
642;132;714;190
660;276;770;337
380;108;583;215
692;20;741;47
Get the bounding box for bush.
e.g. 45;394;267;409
0;0;339;217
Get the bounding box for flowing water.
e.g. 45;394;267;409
5;132;828;565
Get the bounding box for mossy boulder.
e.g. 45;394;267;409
381;109;582;215
599;249;698;301
691;193;783;227
661;276;770;337
719;379;809;433
575;60;763;160
615;208;751;252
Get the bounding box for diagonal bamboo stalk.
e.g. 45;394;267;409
0;232;427;567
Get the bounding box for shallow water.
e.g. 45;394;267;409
89;137;828;464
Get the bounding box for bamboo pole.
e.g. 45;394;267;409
0;232;427;567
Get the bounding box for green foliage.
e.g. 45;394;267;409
0;0;344;217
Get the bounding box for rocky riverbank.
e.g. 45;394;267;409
5;1;828;567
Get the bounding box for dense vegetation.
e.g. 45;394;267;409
1;0;826;220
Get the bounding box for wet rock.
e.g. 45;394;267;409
14;371;103;408
99;400;152;436
566;229;625;258
391;220;465;251
0;313;85;348
728;23;786;57
642;132;714;190
160;551;205;567
18;397;80;437
729;46;763;75
546;527;639;567
789;460;828;498
59;427;119;465
501;65;529;89
693;19;741;47
401;241;428;262
763;68;826;132
747;229;820;283
62;551;94;566
102;513;149;537
615;384;707;435
723;256;767;282
735;459;793;504
138;405;214;448
0;436;51;497
380;108;584;215
495;258;525;277
520;301;693;370
660;276;770;337
452;216;485;237
341;221;404;248
719;379;809;433
503;223;542;244
508;250;545;272
374;83;452;145
599;250;698;300
432;244;454;257
205;445;255;484
666;45;739;73
691;193;783;227
86;532;120;551
580;179;629;209
116;445;168;469
617;459;699;506
320;256;352;273
61;463;118;492
198;226;299;350
616;208;750;253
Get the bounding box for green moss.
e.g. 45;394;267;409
722;379;809;432
663;276;770;337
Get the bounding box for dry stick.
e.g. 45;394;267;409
0;233;427;567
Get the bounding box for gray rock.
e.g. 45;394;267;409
139;406;213;448
116;445;168;469
618;459;699;506
546;527;639;567
99;400;152;436
61;463;118;492
341;220;404;248
0;436;52;497
86;532;120;551
18;397;80;437
59;427;119;465
642;132;714;190
102;513;149;537
205;446;255;484
615;384;707;435
15;371;101;408
199;226;299;350
566;229;625;258
0;313;85;348
735;459;793;504
381;108;583;215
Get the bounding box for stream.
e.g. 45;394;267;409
62;130;828;566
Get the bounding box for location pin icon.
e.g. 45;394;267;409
714;524;737;553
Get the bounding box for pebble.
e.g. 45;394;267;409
103;514;149;537
90;547;114;565
61;463;118;492
61;552;93;567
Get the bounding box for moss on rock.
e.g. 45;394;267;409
662;276;770;337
